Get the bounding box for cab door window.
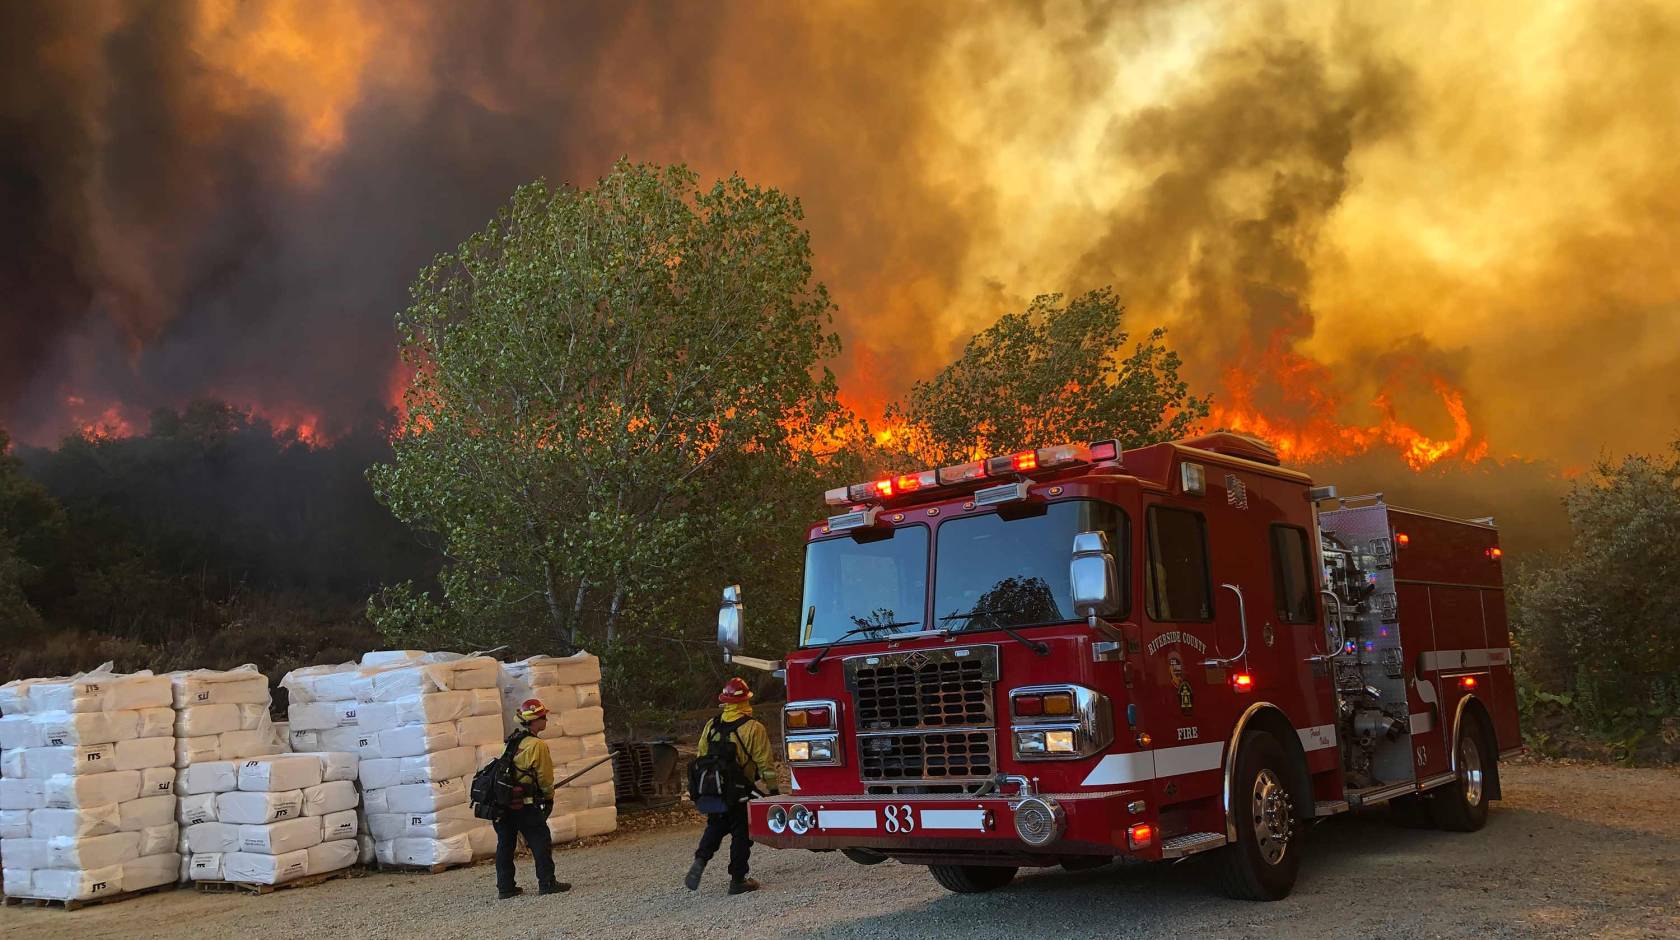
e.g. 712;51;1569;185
1269;524;1317;623
1145;506;1213;621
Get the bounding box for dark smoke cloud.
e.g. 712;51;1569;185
1;0;1676;478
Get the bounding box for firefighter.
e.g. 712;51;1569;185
495;699;571;900
684;677;778;895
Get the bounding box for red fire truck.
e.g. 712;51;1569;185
715;432;1521;900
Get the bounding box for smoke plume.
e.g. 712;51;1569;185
3;0;1677;474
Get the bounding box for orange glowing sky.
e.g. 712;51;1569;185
6;1;1679;470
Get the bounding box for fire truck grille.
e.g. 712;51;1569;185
843;646;1000;785
847;646;999;732
857;731;995;782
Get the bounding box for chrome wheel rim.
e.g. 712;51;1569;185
1459;736;1484;807
1251;768;1292;865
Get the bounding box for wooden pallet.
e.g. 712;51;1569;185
3;882;175;912
194;867;354;896
374;854;494;875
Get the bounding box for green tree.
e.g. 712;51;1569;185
370;161;844;658
883;288;1207;467
1512;440;1680;725
0;427;63;634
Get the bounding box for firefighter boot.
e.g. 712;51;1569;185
728;877;761;895
684;860;705;891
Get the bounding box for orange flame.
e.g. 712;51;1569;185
1207;344;1488;471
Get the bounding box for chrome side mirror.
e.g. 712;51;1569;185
717;584;744;659
1069;531;1119;619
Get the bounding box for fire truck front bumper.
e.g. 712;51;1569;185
746;788;1152;861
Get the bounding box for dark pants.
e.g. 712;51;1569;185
694;804;752;879
494;805;555;894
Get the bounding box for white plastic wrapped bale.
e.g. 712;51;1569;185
168;667;277;885
2;665;179;903
237;755;323;792
222;849;310;885
499;652;601;738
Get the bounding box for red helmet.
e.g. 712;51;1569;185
517;699;549;723
718;677;752;704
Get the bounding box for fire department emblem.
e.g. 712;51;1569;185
1169;655;1194;714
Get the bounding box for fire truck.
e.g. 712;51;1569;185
715;432;1521;900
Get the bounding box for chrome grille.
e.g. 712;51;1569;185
844;646;999;784
858;731;995;782
846;645;999;732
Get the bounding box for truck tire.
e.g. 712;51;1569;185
841;848;888;866
1210;732;1302;901
928;864;1017;893
1427;718;1492;832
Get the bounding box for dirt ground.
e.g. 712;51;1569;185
5;761;1676;940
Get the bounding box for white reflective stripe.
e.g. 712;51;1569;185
1410;711;1435;734
1419;648;1510;672
1154;741;1224;777
1081;740;1227;787
788;769;800;792
1080;751;1157;786
817;809;876;830
1297;723;1337;752
919;809;988;831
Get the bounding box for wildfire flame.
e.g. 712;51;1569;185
1207;345;1488;471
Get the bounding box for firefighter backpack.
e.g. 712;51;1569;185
687;717;752;813
471;730;531;820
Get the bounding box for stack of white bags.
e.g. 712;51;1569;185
283;651;505;870
182;752;360;885
169;666;281;772
500;653;617;843
0;668;179;903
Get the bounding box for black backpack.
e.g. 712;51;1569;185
471;730;533;820
687;717;753;812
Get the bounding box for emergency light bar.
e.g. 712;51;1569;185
823;439;1120;508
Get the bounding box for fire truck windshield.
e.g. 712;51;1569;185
797;500;1129;647
934;500;1129;631
799;524;930;646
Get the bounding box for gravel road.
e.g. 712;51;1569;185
6;762;1676;940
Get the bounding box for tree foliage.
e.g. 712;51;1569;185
1512;440;1680;725
883;288;1208;467
370;161;845;661
0;427;60;634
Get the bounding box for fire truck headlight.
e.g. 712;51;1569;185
788;804;814;835
1008;685;1114;760
767;805;788;834
786;733;841;766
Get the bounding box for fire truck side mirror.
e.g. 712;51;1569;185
1070;531;1119;619
718;584;744;659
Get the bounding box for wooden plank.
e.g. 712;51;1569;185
193;868;354;896
4;882;175;911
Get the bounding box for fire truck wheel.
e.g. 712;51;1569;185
928;864;1018;893
841;848;888;866
1211;732;1302;902
1427;719;1492;832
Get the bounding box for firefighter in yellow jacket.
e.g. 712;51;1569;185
685;677;778;894
494;699;570;900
